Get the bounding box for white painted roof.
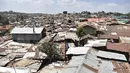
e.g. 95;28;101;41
84;39;107;47
87;39;107;44
11;27;44;34
97;51;127;61
66;47;90;55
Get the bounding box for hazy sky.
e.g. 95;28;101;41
0;0;130;13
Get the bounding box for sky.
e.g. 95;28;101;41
0;0;130;14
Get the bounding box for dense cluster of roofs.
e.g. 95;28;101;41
0;11;130;73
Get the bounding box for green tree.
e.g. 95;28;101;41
2;18;9;24
76;27;86;39
76;27;86;46
0;15;9;24
38;42;60;61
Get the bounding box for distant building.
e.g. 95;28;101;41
87;18;105;22
11;27;46;43
78;18;88;22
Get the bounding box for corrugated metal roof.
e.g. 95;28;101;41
76;48;117;73
77;65;96;73
99;34;119;39
99;60;116;73
54;32;79;41
87;18;105;22
78;22;99;30
80;34;97;41
39;48;129;73
76;48;130;73
117;32;130;37
23;52;36;58
39;55;85;73
112;61;130;73
0;67;30;73
84;39;107;47
107;25;130;37
67;55;85;67
97;51;127;61
119;36;130;43
107;43;130;53
0;48;7;52
11;27;44;34
82;49;100;70
62;67;77;73
65;32;79;41
66;47;90;55
63;56;85;73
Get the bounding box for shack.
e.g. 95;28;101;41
53;32;79;59
11;27;46;43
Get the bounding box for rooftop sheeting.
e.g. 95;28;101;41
97;51;127;61
11;27;44;34
84;39;107;47
107;43;130;53
76;48;117;73
112;61;130;73
23;52;36;58
63;56;85;73
0;67;30;73
119;36;130;43
99;34;119;39
54;32;79;41
66;47;90;55
106;25;130;37
87;18;105;22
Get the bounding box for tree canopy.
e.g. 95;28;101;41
38;42;60;60
76;27;86;38
0;15;9;25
